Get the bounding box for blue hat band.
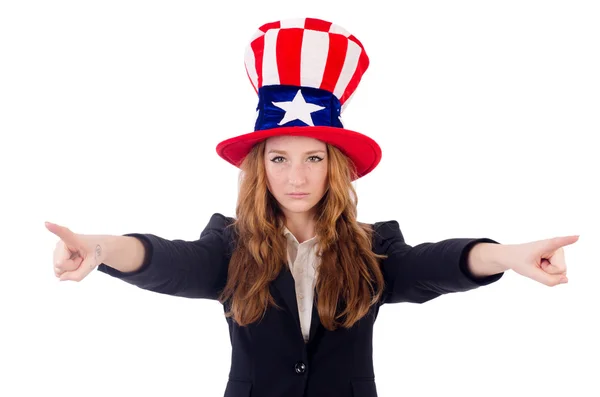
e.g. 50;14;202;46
254;85;344;131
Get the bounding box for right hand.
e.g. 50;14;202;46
46;221;101;282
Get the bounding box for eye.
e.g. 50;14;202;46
308;156;323;162
270;156;285;163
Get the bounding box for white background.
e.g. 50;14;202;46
1;0;599;396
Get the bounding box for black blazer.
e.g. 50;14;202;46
97;213;504;397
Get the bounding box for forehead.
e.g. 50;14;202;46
264;136;326;150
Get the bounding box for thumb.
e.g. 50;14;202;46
45;222;81;247
59;255;97;282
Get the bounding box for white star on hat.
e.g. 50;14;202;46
272;89;325;127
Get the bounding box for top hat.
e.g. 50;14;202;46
215;17;382;180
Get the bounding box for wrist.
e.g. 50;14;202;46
81;234;116;267
468;242;511;277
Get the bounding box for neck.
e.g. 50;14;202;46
282;211;316;243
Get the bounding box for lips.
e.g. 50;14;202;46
287;193;308;197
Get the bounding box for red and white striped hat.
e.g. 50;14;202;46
216;18;382;179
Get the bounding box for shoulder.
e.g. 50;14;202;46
367;220;404;240
363;220;406;254
200;213;238;256
201;213;236;233
201;213;237;239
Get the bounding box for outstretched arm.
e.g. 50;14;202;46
373;220;505;305
467;235;577;286
97;213;235;300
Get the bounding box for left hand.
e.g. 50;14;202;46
505;235;579;286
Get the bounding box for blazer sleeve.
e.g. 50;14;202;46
372;220;504;305
96;213;235;300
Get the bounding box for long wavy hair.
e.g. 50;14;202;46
218;139;386;331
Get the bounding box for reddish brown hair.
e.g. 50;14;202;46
218;140;386;330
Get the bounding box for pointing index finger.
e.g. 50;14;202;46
544;235;579;254
45;222;80;247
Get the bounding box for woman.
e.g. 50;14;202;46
47;18;576;397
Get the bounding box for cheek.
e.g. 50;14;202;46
315;165;328;186
266;167;285;192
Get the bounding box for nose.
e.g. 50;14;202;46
288;162;307;186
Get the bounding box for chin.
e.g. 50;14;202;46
280;201;318;214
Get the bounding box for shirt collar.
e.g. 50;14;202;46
282;225;317;245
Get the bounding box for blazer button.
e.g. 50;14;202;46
294;361;306;374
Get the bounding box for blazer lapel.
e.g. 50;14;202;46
272;263;304;340
307;294;322;343
272;262;324;344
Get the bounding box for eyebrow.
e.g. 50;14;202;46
267;149;326;155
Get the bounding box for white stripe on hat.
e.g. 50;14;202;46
262;29;280;86
249;28;265;42
341;91;355;112
328;23;351;37
300;30;329;89
245;45;258;92
333;39;361;100
280;18;306;29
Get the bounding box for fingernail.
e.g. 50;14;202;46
559;277;568;284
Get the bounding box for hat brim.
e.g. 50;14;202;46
215;126;382;179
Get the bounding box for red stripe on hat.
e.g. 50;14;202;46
251;35;265;88
259;21;281;33
340;35;369;104
304;18;332;32
276;28;303;86
320;33;348;94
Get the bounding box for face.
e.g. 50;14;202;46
264;135;328;218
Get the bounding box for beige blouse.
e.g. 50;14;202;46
283;226;319;343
